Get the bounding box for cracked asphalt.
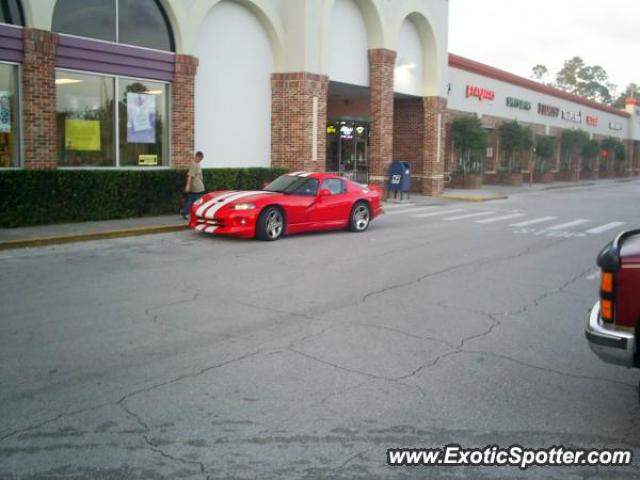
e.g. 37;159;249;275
1;180;640;479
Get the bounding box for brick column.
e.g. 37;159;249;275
368;49;395;190
393;99;423;192
421;96;447;195
271;72;329;172
22;29;57;169
171;54;198;168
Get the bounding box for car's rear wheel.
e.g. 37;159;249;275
256;206;284;241
349;201;370;232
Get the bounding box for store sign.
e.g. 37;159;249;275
326;125;336;134
585;115;598;127
537;103;559;117
340;125;353;139
138;154;158;166
466;85;495;101
609;122;623;131
506;97;531;110
561;110;582;124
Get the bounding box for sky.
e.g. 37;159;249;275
448;0;640;97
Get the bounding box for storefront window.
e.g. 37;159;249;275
0;63;20;168
0;0;25;25
56;71;115;167
52;0;174;51
118;78;167;167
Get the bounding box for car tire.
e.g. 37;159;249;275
349;201;371;232
256;206;285;241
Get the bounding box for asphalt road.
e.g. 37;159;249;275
2;180;640;479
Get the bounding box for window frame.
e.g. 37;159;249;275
51;0;175;52
56;67;171;170
320;177;346;195
0;60;22;169
0;0;26;26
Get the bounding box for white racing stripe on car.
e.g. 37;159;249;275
298;172;313;177
195;191;238;217
204;226;217;234
195;224;207;231
288;171;303;176
204;191;267;219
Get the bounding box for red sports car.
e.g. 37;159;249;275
188;172;383;240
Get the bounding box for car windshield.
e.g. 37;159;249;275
264;175;316;194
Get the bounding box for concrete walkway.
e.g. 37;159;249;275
0;178;635;251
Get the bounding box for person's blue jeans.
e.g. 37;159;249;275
181;192;204;219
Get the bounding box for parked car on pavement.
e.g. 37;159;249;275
188;172;383;240
585;229;640;367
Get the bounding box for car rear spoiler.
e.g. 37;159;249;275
597;229;640;272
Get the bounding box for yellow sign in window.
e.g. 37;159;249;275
138;154;158;166
65;119;101;151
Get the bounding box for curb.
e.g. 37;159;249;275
437;194;508;203
0;224;187;251
542;182;596;191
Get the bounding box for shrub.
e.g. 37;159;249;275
0;167;287;227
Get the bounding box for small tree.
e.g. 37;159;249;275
560;129;589;171
451;116;488;175
601;137;626;173
581;139;600;172
534;135;556;173
499;121;532;173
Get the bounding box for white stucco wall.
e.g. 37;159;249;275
448;66;631;140
394;17;423;96
194;1;274;168
327;0;370;87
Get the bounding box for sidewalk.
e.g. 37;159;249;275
0;215;186;251
0;177;635;251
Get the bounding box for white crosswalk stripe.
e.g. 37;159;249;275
412;208;466;218
585;222;626;235
510;216;557;227
444;211;496;221
386;206;437;215
546;219;590;230
476;213;525;224
384;203;416;210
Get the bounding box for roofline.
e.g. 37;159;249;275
448;54;630;119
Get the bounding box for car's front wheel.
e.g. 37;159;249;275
349;201;370;232
256;206;285;241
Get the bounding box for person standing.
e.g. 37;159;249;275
181;151;205;219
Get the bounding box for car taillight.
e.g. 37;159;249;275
599;270;615;323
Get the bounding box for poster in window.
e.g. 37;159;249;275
127;93;156;144
65;119;101;151
0;91;10;133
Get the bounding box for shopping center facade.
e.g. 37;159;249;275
1;0;638;195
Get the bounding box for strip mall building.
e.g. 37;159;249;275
1;0;638;195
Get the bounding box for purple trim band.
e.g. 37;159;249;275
0;24;23;63
56;34;174;81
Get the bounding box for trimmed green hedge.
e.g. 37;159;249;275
0;168;287;228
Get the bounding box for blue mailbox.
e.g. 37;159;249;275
388;160;411;199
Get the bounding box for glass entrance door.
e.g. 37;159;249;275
327;119;369;184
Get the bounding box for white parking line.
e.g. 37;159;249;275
546;219;590;230
510;216;557;227
412;208;467;218
476;213;526;224
386;206;438;215
384;203;416;210
444;211;496;221
585;222;626;235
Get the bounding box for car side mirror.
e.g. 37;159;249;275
319;188;332;197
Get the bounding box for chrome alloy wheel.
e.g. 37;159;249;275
353;204;370;231
266;209;283;239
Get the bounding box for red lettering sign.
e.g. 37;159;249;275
466;85;495;101
585;115;598;127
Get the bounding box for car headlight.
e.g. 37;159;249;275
230;203;256;210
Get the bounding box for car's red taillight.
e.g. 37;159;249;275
599;270;615;323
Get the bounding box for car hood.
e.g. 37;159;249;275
194;190;279;218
